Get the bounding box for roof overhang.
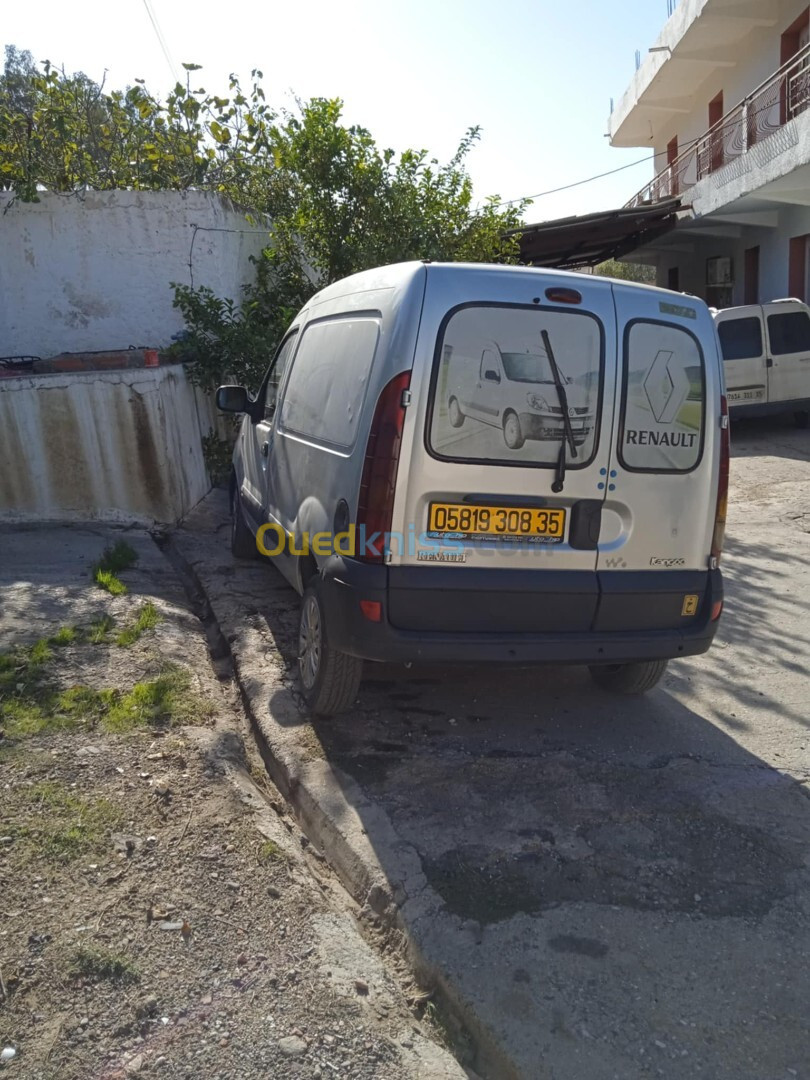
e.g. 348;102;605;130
510;199;683;269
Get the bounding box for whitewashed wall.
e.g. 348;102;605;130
0;190;269;359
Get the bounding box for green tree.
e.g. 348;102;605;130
0;49;528;388
595;258;655;284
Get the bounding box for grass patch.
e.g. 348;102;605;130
92;540;138;596
258;839;285;863
50;626;77;646
103;666;206;732
88;615;115;644
15;781;122;862
68;945;139;984
116;602;161;647
94;568;128;596
95;540;138;574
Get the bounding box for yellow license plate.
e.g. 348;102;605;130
428;502;566;542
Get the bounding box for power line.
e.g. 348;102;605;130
491;129;713;210
141;0;179;83
493;155;655;208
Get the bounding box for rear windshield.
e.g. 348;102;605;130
717;317;762;361
428;303;604;469
619;320;705;474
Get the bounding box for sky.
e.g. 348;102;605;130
2;0;670;224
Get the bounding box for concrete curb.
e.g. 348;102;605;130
166;533;521;1080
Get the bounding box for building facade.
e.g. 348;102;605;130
610;0;810;307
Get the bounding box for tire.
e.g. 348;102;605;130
503;410;525;450
448;397;465;428
298;579;363;717
588;659;668;695
793;410;809;429
230;484;257;559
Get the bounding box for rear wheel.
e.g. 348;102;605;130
230;484;257;559
588;659;668;695
793;409;809;429
298;579;363;716
448;396;465;428
503;411;525;450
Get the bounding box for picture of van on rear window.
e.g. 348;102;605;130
429;304;603;467
620;320;705;473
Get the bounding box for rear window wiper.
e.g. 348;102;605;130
540;330;578;493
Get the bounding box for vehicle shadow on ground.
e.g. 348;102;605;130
264;612;810;1077
729;413;810;462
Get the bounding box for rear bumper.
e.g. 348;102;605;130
318;556;723;666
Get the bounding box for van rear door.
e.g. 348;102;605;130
713;306;767;407
596;285;718;632
763;301;810;404
387;267;617;634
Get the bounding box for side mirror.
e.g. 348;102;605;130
484;369;501;383
216;385;251;413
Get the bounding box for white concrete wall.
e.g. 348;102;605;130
651;0;810;166
0;364;217;524
0;190;269;359
655;203;810;302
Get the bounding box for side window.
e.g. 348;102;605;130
263;332;298;420
767;311;810;355
480;348;499;382
717;317;763;361
279;316;380;449
620;320;705;474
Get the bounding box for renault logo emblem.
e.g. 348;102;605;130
643;350;690;424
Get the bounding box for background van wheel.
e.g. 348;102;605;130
448;396;465;428
298;580;363;717
503;411;525;450
230;485;257;559
793;410;809;429
588;659;668;695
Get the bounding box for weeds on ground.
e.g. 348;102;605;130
1;620;205;736
11;781;122;862
88;615;115;644
104;666;208;732
92;540;138;595
116;602;161;647
68;945;139;984
258;839;285;863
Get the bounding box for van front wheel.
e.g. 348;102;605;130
298;580;363;717
588;659;668;695
448;397;465;428
503;411;525;450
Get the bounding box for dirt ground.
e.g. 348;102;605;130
0;529;464;1080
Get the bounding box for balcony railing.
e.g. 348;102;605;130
626;42;810;207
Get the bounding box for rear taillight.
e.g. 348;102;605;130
711;394;730;566
356;371;411;563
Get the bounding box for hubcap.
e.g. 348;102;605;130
505;416;519;444
299;595;322;690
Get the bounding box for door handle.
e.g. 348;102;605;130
261;441;269;458
766;356;773;368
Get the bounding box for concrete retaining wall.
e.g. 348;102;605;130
0;190;269;359
0;363;216;524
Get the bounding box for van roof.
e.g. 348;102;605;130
307;260;703;307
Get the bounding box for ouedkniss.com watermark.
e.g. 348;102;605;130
254;523;564;562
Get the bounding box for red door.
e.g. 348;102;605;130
709;92;724;172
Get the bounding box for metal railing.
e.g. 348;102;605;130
626;42;810;207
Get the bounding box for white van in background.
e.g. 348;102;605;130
713;298;810;427
218;263;728;716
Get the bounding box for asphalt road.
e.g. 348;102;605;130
178;413;810;1080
